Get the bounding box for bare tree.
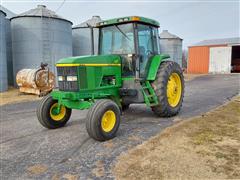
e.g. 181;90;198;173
182;49;188;70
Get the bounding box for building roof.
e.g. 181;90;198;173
10;5;72;24
0;9;6;16
190;37;240;47
73;16;102;28
160;30;182;39
0;5;16;18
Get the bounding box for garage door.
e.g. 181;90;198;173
209;47;232;73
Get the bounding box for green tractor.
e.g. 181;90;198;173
37;16;184;141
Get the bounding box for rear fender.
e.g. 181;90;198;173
146;54;170;81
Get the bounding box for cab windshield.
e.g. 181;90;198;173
99;23;135;55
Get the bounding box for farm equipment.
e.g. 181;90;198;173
37;16;184;141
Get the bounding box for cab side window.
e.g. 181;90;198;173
152;27;160;54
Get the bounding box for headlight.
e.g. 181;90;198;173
58;76;64;81
67;76;77;81
118;18;123;22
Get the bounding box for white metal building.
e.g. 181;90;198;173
188;37;240;74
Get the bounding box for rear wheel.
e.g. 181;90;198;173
86;99;121;141
152;61;184;117
37;95;72;129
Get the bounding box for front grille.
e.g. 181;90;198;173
59;81;79;91
57;67;79;91
57;66;78;76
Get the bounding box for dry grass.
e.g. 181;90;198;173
26;164;48;175
51;173;78;180
62;174;78;180
0;87;41;106
92;160;105;177
103;140;115;149
114;97;240;180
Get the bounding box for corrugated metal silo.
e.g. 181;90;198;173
10;5;73;86
0;10;8;92
1;5;16;86
160;30;183;67
72;16;101;56
6;17;13;86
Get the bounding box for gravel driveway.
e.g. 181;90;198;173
0;74;239;179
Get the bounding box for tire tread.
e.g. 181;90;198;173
152;61;185;117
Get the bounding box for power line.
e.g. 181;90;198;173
55;0;66;12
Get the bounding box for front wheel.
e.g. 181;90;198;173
37;95;72;129
86;99;121;141
151;61;184;117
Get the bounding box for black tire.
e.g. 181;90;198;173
36;95;72;129
86;99;121;141
151;61;184;117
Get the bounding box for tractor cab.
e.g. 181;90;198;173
97;16;160;79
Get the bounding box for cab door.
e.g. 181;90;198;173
137;24;160;78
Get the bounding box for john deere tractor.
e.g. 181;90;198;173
37;16;184;141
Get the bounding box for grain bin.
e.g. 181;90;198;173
160;30;183;67
0;5;16;86
72;16;101;56
10;5;73;86
6;16;13;86
0;10;8;92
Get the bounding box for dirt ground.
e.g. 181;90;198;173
0;87;41;106
114;96;240;180
184;73;207;81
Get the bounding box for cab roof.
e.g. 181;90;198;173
96;16;160;28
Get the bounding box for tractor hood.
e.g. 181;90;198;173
56;55;121;66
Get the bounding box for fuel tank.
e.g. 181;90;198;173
16;64;55;96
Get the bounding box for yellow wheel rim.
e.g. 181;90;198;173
167;73;182;107
50;103;66;121
101;110;116;132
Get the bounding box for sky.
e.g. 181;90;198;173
1;0;239;48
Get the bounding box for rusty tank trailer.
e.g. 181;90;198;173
16;63;55;96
